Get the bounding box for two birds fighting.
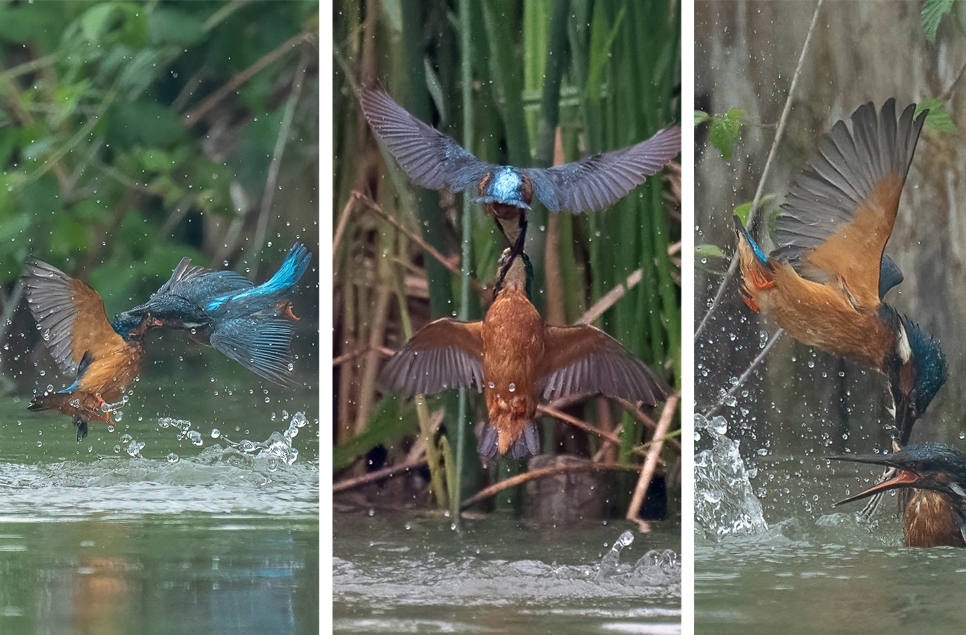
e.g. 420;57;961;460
733;99;963;546
23;244;311;441
359;85;681;459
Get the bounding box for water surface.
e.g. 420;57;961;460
334;511;681;634
0;375;319;635
695;414;964;632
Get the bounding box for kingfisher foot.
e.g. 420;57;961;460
749;267;775;291
741;294;760;313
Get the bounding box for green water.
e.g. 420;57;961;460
0;366;319;635
334;512;681;634
696;451;966;633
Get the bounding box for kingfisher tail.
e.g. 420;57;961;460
733;215;768;265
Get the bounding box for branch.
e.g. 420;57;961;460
693;0;825;343
460;462;638;510
626;393;679;525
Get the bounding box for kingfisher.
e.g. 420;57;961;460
378;217;667;459
23;260;161;441
831;443;966;548
734;99;947;445
114;243;311;385
358;85;681;246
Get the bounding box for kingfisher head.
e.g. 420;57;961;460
880;307;947;444
831;442;966;509
473;167;533;209
111;311;161;342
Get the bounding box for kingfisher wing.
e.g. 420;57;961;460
527;126;680;213
539;325;668;404
359;86;491;194
155;258;253;305
209;316;295;385
377;319;484;396
22;260;126;375
772;99;926;307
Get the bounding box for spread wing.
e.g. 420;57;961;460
209;316;295;386
358;85;491;194
378;319;484;396
22;259;126;375
154;257;253;305
772;99;926;308
539;325;668;404
527;126;681;213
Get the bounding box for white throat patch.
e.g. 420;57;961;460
897;323;912;364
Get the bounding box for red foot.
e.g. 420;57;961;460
750;267;775;291
742;294;760;313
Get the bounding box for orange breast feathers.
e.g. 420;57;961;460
77;344;144;405
737;245;893;371
481;286;545;456
905;490;966;548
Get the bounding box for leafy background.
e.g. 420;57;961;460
333;0;681;519
0;1;319;391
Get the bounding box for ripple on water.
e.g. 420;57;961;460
0;456;318;521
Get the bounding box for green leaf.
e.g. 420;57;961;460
333;396;420;471
137;148;175;174
148;8;204;47
585;2;626;101
117;48;162;98
917;97;956;134
694;110;711;127
734;194;776;226
922;0;956;44
708;108;746;159
734;201;753;225
695;244;727;259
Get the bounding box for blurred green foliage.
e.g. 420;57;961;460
0;0;317;314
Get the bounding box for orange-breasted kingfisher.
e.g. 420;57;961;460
358;85;681;246
114;243;311;385
378;218;667;459
733;99;947;445
23;260;161;441
831;443;966;548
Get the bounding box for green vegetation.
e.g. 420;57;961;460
0;1;318;380
334;0;681;519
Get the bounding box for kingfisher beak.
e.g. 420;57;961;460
829;453;923;506
890;386;920;446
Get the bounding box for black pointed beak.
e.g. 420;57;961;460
893;390;919;446
829;453;923;506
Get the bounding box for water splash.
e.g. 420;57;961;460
596;530;634;580
694;413;768;539
199;411;309;468
159;417;193;441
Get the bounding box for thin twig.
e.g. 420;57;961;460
332;344;393;367
461;463;639;510
252;44;311;277
183;31;314;126
578;269;643;325
332;192;358;278
538;403;625;449
333;459;428;494
353;192;486;295
703;328;784;418
693;0;825;344
620;400;682;452
626;393;679;525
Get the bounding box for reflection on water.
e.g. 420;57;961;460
695;413;964;632
334;512;681;634
0;381;319;635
